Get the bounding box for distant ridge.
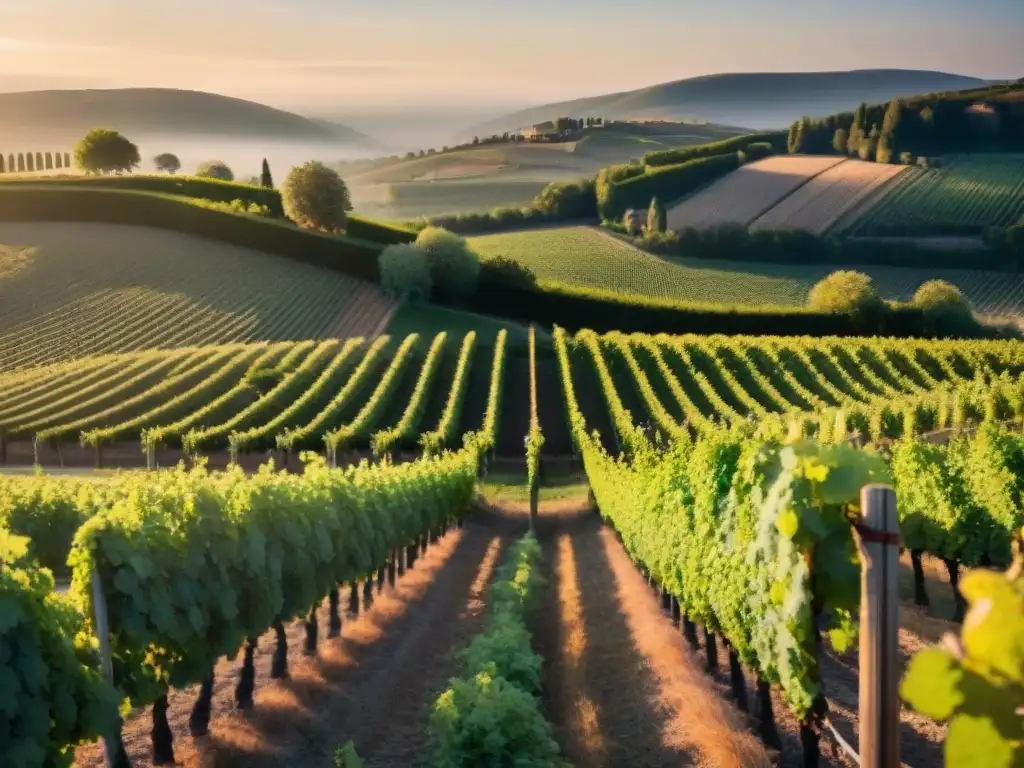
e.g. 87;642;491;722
0;88;379;146
467;69;992;136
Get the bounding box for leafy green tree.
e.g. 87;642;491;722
647;196;666;233
414;227;481;303
808;270;884;326
787;118;807;153
378;243;433;301
281;160;352;232
260;158;273;188
195;160;233;181
154;153;181;174
74;128;140;174
912;279;976;334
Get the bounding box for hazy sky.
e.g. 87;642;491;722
1;0;1021;112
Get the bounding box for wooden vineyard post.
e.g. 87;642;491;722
0;429;6;464
529;477;539;534
857;484;900;768
91;569;120;767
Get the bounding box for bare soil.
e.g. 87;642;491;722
74;516;516;768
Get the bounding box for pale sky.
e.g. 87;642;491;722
0;0;1021;112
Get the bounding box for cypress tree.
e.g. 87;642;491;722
647;197;666;233
45;152;53;170
0;155;5;173
17;153;25;172
26;154;34;172
35;152;43;170
64;152;70;167
55;153;63;169
260;158;273;188
7;154;13;172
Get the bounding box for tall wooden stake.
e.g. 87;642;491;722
857;484;900;768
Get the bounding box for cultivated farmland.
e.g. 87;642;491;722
0;222;394;371
468;225;1024;315
849;153;1024;236
664;154;846;230
749;158;910;235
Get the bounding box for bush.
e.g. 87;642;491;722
74;128;140;174
415;227;481;303
808;270;886;329
282;161;352;233
379;243;432;301
195;161;234;182
479;256;537;292
912;279;977;334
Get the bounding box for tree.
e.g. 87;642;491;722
787;118;807;154
808;270;884;326
912;279;975;334
74;128;140;174
195;160;234;181
63;152;70;168
0;155;5;174
154;153;181;174
646;197;666;233
7;154;13;172
472;136;480;145
35;152;43;170
44;152;53;170
832;128;849;154
414;227;481;303
260;158;273;188
281;160;352;232
54;153;62;170
16;153;24;172
25;154;34;172
379;243;433;301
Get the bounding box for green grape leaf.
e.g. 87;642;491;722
946;713;1016;768
901;647;964;721
960;571;1024;682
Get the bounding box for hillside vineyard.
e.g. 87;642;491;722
2;331;1024;468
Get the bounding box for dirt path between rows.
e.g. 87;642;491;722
531;506;769;768
75;517;515;768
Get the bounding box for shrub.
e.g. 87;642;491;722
154;153;181;174
603;152;740;220
479;256;537;292
808;271;885;325
74;128;140;174
282;161;352;233
415;227;480;303
379;243;432;301
642;130;787;167
195;160;234;182
912;279;977;334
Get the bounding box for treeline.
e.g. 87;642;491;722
615;221;1024;271
788;80;1024;163
0;151;71;173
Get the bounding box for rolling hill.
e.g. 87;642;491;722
0;88;379;146
467;69;993;136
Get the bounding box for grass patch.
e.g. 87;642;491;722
468;225;1024;315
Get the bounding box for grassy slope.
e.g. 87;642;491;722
468;225;1024;315
0;221;367;370
0;87;375;144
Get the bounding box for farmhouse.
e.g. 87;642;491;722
520;120;560;141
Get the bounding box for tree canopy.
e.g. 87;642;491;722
195;161;234;181
281;161;352;233
153;153;181;174
74;128;140;175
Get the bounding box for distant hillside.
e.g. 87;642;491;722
468;70;993;135
0;88;378;146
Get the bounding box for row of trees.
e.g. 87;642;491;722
0;151;71;173
788;84;1024;162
